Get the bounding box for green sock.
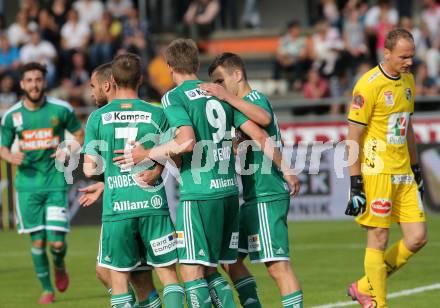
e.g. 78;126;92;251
163;283;184;307
281;290;303;308
233;276;262;307
206;272;236;308
184;279;211;308
128;284;136;302
50;244;67;269
31;247;54;293
136;290;161;307
111;292;134;308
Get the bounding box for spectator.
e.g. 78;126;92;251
20;30;57;88
90;11;122;68
415;62;438;96
147;42;174;98
400;17;431;65
242;0;260;28
49;0;71;30
302;68;330;99
421;0;440;42
106;0;133;20
61;9;91;51
0;34;21;76
0;14;6;32
38;9;61;49
321;0;340;28
182;0;220;42
60;51;90;104
343;6;368;73
309;20;344;77
294;68;330;115
375;10;396;61
364;0;398;63
73;0;104;26
273;21;310;91
122;8;154;67
7;10;38;47
0;74;18;113
20;0;40;23
219;0;238;29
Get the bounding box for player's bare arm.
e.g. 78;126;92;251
345;122;367;216
347;122;366;176
407;119;418;165
407;119;424;198
0;146;25;166
200;82;272;127
79;182;105;207
239;119;300;196
113;126;195;167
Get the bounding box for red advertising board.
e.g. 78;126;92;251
280;118;440;144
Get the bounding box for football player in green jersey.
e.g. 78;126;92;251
114;40;301;308
202;53;304;308
83;53;183;308
0;62;84;304
79;62;163;307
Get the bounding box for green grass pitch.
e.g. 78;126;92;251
0;215;439;307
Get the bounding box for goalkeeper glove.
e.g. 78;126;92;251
411;164;424;201
345;175;366;216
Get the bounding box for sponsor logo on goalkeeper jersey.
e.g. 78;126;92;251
405;88;412;102
351;94;364;110
150;232;177;256
184;88;210;100
371;199;392;217
113;200;150;212
210;177;236;189
248;234;261;252
20;128;60;150
101;111;151;124
384;91;394;106
387;112;409;144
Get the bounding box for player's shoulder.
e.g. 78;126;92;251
46;96;75;112
161;86;180;108
245;89;268;103
1;101;23;125
355;66;383;88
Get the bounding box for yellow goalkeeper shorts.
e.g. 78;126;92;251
356;174;426;228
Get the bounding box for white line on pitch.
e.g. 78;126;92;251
311;283;440;308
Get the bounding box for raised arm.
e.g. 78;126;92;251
199;83;272;127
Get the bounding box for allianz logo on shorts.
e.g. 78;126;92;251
101;111;152;124
150;232;177;256
113;195;164;212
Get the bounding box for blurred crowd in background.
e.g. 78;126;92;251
1;0;440;119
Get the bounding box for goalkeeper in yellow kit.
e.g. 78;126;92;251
345;29;427;308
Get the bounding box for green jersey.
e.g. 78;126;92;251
83;99;170;222
0;97;82;192
161;80;238;200
234;90;289;204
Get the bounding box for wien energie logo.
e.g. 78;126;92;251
20;128;60;150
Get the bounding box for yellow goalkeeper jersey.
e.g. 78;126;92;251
347;64;415;175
